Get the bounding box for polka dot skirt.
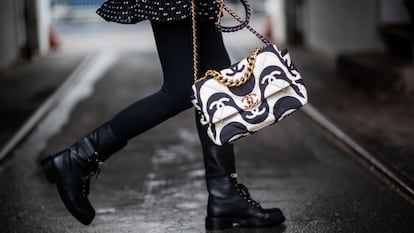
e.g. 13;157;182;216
96;0;220;24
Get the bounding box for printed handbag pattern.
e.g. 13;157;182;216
191;44;308;145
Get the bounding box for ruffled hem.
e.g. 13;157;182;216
96;0;219;24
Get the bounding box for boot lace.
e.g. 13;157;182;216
80;152;103;197
235;183;262;208
84;152;104;180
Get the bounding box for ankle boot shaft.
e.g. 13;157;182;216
81;123;127;163
202;144;236;180
56;124;127;174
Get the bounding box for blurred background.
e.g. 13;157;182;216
0;0;413;232
1;0;413;65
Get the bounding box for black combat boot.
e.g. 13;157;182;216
40;123;127;225
196;112;285;230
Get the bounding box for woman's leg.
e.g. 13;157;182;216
108;20;196;141
195;21;286;230
40;20;200;225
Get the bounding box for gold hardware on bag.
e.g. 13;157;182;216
192;0;260;87
230;173;238;178
195;48;260;87
242;93;260;109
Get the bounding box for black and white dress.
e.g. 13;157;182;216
96;0;219;24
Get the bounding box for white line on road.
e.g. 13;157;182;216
0;50;119;162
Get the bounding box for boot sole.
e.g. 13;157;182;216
40;156;58;184
206;215;286;230
206;217;234;230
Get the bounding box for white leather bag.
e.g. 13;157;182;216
191;0;308;145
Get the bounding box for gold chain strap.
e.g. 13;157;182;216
197;48;259;87
192;0;259;87
215;0;244;30
192;1;199;82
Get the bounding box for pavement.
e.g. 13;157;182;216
0;19;414;233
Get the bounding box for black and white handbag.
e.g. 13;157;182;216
191;0;308;145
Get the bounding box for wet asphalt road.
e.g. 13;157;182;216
1;49;414;232
1;18;414;232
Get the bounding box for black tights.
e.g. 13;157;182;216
108;20;231;143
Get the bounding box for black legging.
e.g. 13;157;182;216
108;19;231;142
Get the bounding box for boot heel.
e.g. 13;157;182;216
40;157;57;184
206;217;234;230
